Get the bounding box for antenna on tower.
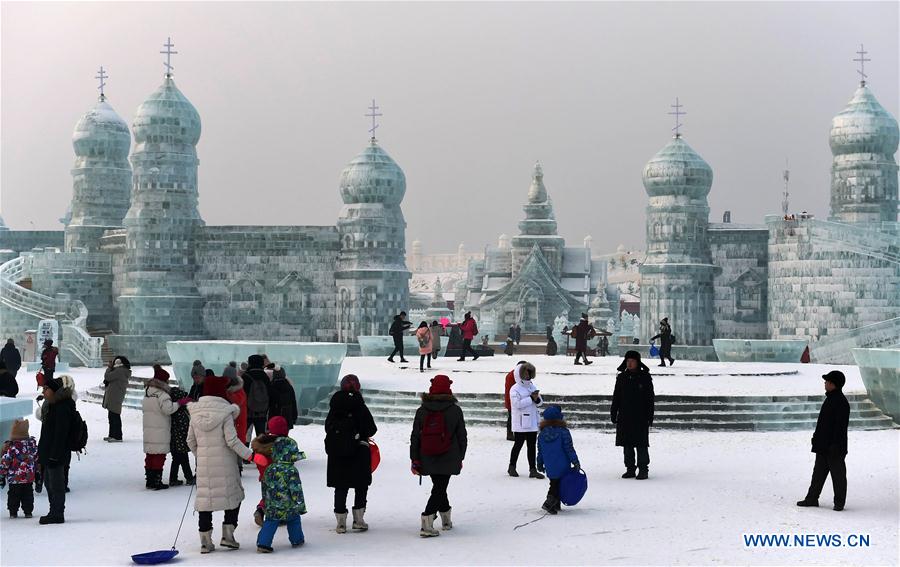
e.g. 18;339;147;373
782;158;790;216
853;44;870;86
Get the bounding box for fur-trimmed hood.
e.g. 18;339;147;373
188;396;240;433
251;433;278;458
539;419;568;430
146;378;171;394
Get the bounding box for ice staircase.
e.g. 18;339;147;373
304;388;897;431
81;374;181;409
0;255;104;367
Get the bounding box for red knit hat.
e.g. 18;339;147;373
152;364;170;381
267;416;289;436
340;374;361;392
429;374;453;395
201;375;229;399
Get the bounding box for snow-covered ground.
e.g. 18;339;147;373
1;368;897;566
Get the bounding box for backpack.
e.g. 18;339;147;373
324;413;358;457
248;377;270;414
69;409;88;454
420;410;451;456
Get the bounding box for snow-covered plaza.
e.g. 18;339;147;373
1;358;897;566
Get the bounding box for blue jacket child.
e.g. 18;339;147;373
536;405;579;514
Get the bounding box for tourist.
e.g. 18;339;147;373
251;415;291;527
188;361;205;400
508;324;515;342
410;374;467;537
504;362;531;442
504;337;515;356
143;365;186;490
36;378;75;524
572;313;596;366
168;384;194;486
0;338;22;380
187;374;254;553
0;418;38;519
611;351;655;480
268;365;298;430
429;321;442;359
536;405;580;514
650;317;675;367
0;362;18;398
256;433;307;552
797;370;850;511
244;354;272;440
40;340;59;383
599;335;610;357
325;374;377;534
514;323;522;345
456;312;479;361
415;322;433;372
388;312;412;363
508;362;544;479
545;336;558;356
34;376;77;494
102;356;130;442
223;363;248;450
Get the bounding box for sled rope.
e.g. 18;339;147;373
513;512;550;530
172;479;195;549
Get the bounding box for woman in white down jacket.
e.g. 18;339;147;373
187;374;254;554
507;362;545;479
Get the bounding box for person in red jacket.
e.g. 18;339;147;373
456;312;480;362
224;363;248;445
504;361;530;442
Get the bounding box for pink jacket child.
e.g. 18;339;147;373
0;419;40;518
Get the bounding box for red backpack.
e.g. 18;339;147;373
420;410;452;456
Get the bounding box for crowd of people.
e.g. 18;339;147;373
0;330;852;554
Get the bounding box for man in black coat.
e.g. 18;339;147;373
650;318;675;367
610;350;655;480
243;354;272;440
37;378;75;524
572;314;596;366
388;312;412;363
1;338;22;379
798;370;850;511
0;362;19;397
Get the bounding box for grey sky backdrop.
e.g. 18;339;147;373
1;1;898;254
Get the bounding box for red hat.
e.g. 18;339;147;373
340;374;361;392
201;375;229;399
267;416;289;436
429;374;453;395
152;364;170;381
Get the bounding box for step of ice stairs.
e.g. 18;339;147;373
303;389;898;432
492;334;550;355
81;376;182;409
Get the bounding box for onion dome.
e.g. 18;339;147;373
829;84;899;156
642;136;713;199
72;100;130;159
132;77;201;147
339;140;406;205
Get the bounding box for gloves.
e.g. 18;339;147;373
177;397;191;406
253;453;269;467
411;460;422;476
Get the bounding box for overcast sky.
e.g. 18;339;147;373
1;2;897;253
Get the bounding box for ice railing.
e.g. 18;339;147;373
809;317;900;365
0;255;104;367
810;219;900;265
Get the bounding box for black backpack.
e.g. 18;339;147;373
69;409;88;455
248;377;270;414
325;413;358;457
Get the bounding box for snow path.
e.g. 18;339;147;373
0;369;896;566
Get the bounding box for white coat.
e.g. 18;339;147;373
187;396;254;512
510;365;542;433
142;379;178;454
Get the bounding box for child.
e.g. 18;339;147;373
168;386;194;486
536;405;579;515
256;435;306;552
250;416;289;526
0;419;39;518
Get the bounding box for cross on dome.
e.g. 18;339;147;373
95;66;108;101
669;97;686;138
853;44;871;86
365;99;383;141
161;37;178;78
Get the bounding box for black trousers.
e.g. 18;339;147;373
389;336;406;360
419;353;432;371
169;451;193;481
623;446;650;470
7;483;34;514
45;464;66;518
506;410;514;441
459;339;478;360
108;411;122;440
805;448;847;506
248;417;268;440
423;475;451;515
198;505;240;531
333;485;369;513
574;350;590;363
547;478;561;500
510;431;538;470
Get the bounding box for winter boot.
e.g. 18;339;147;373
335;512;348;534
38;514;64;525
257;545;273;553
24;512;33;519
419;513;440;537
833;503;844;511
529;469;545;480
636;468;648;480
796;499;819;507
150;470;169;490
9;511;17;518
220;523;240;549
169;469;184;487
439;508;453;530
542;496;559;515
507;464;519;477
185;472;195;486
145;467;153;489
622;468;636;478
200;530;215;554
351;507;368;531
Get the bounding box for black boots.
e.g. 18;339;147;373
147;469;169;490
169;470;184;487
636;469;648;480
529;469;545;480
541;496;560;515
621;468;636;479
507;465;519;477
796;499;819;507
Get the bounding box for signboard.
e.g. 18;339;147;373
36;320;59;362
